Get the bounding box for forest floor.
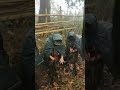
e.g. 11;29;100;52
35;55;85;90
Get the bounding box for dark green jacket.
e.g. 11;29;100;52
43;35;65;61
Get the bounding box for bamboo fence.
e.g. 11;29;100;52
35;7;82;51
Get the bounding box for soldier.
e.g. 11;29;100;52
0;33;22;90
84;14;103;90
43;33;65;86
0;33;9;66
84;14;101;90
66;31;82;76
20;29;36;90
84;13;114;90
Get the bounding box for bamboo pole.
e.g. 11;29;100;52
35;14;82;17
60;6;62;21
0;0;28;3
35;20;73;26
0;12;33;21
35;27;76;35
45;8;48;23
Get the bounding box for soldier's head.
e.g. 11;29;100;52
85;14;97;36
68;31;76;41
0;33;3;51
84;14;98;53
52;33;63;46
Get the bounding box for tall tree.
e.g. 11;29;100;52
112;0;120;78
85;0;114;22
39;0;51;23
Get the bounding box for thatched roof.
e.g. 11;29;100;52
0;0;34;20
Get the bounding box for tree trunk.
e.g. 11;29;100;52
112;0;120;78
85;0;114;22
39;0;50;23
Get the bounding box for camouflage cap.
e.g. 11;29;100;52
52;33;63;41
68;31;75;37
85;14;97;25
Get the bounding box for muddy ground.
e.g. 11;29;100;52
35;55;85;90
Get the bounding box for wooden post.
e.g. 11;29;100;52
60;6;62;21
45;8;48;23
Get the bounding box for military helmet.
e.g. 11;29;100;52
85;14;98;38
85;14;97;25
68;31;75;37
52;33;63;46
68;31;76;41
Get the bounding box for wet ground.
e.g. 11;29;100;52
35;55;85;90
104;65;120;90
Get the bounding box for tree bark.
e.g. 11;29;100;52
85;0;114;22
39;0;50;23
112;0;120;78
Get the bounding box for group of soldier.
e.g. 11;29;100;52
36;31;82;86
0;13;119;90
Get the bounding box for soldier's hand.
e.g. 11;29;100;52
50;55;55;61
73;49;77;52
96;54;101;59
90;56;96;61
59;56;64;64
85;53;90;62
70;47;73;53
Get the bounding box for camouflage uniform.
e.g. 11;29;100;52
66;32;82;76
21;29;36;90
0;33;22;90
0;33;9;66
84;14;104;90
84;14;114;90
43;33;65;85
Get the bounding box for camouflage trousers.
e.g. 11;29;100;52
48;60;64;86
66;52;78;76
85;60;103;90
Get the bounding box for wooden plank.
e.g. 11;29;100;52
0;0;34;20
0;12;34;21
0;1;34;12
35;14;82;17
35;27;76;35
35;20;73;25
0;0;30;7
0;0;28;3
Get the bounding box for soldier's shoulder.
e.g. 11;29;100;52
45;36;52;43
25;29;35;39
76;34;82;39
98;21;112;31
76;34;82;41
44;36;53;47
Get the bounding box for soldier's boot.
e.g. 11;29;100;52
73;64;77;76
112;79;120;90
57;65;62;88
50;80;54;87
69;64;76;77
48;68;54;86
49;72;54;86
